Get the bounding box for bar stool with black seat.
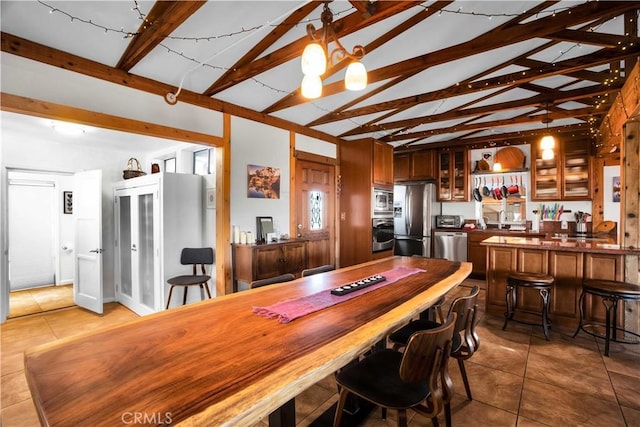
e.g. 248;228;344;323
573;279;640;356
502;271;555;340
166;247;214;309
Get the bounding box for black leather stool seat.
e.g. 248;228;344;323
503;272;555;340
573;279;640;356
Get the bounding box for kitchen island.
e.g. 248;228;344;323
481;236;640;330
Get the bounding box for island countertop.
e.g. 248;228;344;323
480;235;640;255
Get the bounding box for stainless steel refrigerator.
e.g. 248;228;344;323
393;183;441;257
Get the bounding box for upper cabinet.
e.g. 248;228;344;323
532;139;592;200
373;141;394;186
394;150;436;182
437;148;469;201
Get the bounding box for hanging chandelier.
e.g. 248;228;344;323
540;106;555;160
300;1;367;99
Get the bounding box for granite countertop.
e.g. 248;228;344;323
480;235;640;255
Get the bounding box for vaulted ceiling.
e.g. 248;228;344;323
1;1;639;152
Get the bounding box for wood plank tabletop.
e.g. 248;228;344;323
24;256;471;426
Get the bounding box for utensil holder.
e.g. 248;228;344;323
576;222;587;234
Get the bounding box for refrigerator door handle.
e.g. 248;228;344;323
405;188;411;231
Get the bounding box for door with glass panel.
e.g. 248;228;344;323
295;159;335;269
115;185;160;315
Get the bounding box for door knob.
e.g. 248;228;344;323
297;223;303;238
89;248;103;254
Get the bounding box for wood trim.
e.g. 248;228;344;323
294;150;337;165
289;132;297;239
0;93;223;146
216;114;232;296
0;32;340;146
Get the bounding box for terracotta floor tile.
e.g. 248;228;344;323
520;378;625;427
621;405;640;427
525;351;615;401
468;333;529;376
601;343;640;379
516;415;550;426
1;316;53;342
424;395;517;427
1;371;31;409
609;371;640;411
1;399;41;427
449;359;523;413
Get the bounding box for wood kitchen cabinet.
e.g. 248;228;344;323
373;140;394;186
437;148;469;201
232;240;308;292
340;139;394;268
394;150;436;182
531;139;592;200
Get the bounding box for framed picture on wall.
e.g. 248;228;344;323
247;164;281;199
612;176;620;202
63;191;73;214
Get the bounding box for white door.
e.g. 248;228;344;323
74;170;103;314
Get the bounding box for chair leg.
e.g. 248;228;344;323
539;287;551;341
166;285;175;310
457;358;472;401
333;389;350;427
444;402;452;427
183;286;189;306
398;409;408;427
204;283;212;299
502;284;514;330
572;290;586;338
603;298;614;357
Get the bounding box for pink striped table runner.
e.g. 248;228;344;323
253;266;425;323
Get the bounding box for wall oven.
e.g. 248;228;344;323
372;218;394;252
373;188;393;217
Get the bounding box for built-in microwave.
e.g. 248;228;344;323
373;188;393;217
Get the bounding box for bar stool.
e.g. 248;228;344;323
573;279;640;356
502;271;555;340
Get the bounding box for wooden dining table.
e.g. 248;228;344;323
24;256;471;426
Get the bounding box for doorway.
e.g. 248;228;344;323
7;170;75;317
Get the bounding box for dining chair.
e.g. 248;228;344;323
250;273;295;289
388;286;480;404
166;248;214;309
333;313;457;427
301;264;335;277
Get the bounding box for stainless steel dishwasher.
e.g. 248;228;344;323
433;231;468;262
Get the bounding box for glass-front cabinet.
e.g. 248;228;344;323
437;148;468;201
115;185;160;316
532;139;591;200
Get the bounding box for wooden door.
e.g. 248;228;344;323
295;159;335;269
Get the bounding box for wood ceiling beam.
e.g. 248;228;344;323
379;106;603;143
0;32;341;145
204;0;422;96
545;28;635;48
396;123;592;151
318;47;634;127
204;1;321;96
275;1;638;111
116;1;206;71
340;83;621;137
262;1;451;113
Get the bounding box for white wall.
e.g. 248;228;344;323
603;165;621;222
230;117;290;237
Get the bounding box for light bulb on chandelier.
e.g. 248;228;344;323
540;105;556;160
300;1;367;99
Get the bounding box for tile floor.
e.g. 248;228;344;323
8;285;75;318
1;279;639;426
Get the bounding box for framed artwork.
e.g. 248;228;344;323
256;216;274;243
63;191;73;214
612;176;620;202
247;164;281;199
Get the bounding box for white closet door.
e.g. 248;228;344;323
8;181;55;290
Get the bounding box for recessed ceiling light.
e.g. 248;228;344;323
50;120;86;136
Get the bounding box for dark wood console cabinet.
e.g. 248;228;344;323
232;240;308;292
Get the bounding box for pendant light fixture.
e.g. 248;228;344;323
300;1;367;99
540;105;555;160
